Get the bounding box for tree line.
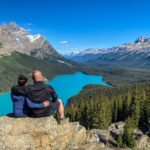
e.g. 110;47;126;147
65;83;150;148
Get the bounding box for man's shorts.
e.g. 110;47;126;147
48;101;60;116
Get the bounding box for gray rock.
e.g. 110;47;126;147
90;129;110;144
133;128;144;140
101;148;113;150
108;121;125;135
75;142;105;150
0;134;34;150
0;116;87;150
89;133;99;143
137;135;150;149
0;23;63;60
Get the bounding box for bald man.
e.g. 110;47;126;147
12;70;65;119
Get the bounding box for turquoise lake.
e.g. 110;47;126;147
0;72;108;117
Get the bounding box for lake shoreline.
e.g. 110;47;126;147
0;71;110;95
0;72;109;116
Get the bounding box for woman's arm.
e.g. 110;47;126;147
26;97;45;108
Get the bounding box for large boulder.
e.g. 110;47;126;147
0;116;87;150
0;116;111;150
90;129;110;144
5;116;150;150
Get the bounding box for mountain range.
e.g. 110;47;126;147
65;36;150;68
0;22;78;65
1;23;150;92
0;23;80;92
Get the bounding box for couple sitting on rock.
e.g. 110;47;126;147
11;70;65;120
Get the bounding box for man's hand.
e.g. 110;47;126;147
43;100;50;107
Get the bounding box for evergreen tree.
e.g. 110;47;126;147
112;97;118;122
117;135;123;148
122;93;131;119
117;96;123;120
122;118;136;148
130;93;140;128
65;82;150;134
92;95;111;129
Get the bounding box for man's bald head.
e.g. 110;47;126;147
32;70;44;82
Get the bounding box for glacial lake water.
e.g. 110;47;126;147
0;72;108;117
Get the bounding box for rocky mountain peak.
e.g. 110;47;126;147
0;22;62;60
135;35;149;43
65;35;150;65
0;22;22;32
7;22;19;28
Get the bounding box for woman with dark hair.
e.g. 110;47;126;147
11;75;49;117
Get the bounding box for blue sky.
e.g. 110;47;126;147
1;0;150;54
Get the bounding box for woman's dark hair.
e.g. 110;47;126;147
18;75;28;86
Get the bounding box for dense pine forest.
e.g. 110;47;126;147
65;83;150;148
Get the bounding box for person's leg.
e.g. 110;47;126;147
48;99;65;119
57;99;65;119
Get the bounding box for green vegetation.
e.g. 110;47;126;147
117;116;138;148
0;52;80;93
84;49;150;69
0;50;150;149
82;66;150;87
117;117;137;148
65;83;150;148
117;134;123;147
1;52;150;93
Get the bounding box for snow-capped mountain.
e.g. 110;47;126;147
0;22;62;60
65;36;150;68
65;48;114;57
66;36;150;57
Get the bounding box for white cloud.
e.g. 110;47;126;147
60;41;68;44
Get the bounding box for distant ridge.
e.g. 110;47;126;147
65;36;150;68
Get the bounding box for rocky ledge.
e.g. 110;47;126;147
0;116;149;150
0;116;111;150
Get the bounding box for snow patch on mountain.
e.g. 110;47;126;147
57;60;65;63
66;36;150;59
26;34;41;42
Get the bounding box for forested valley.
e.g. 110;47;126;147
65;83;150;148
